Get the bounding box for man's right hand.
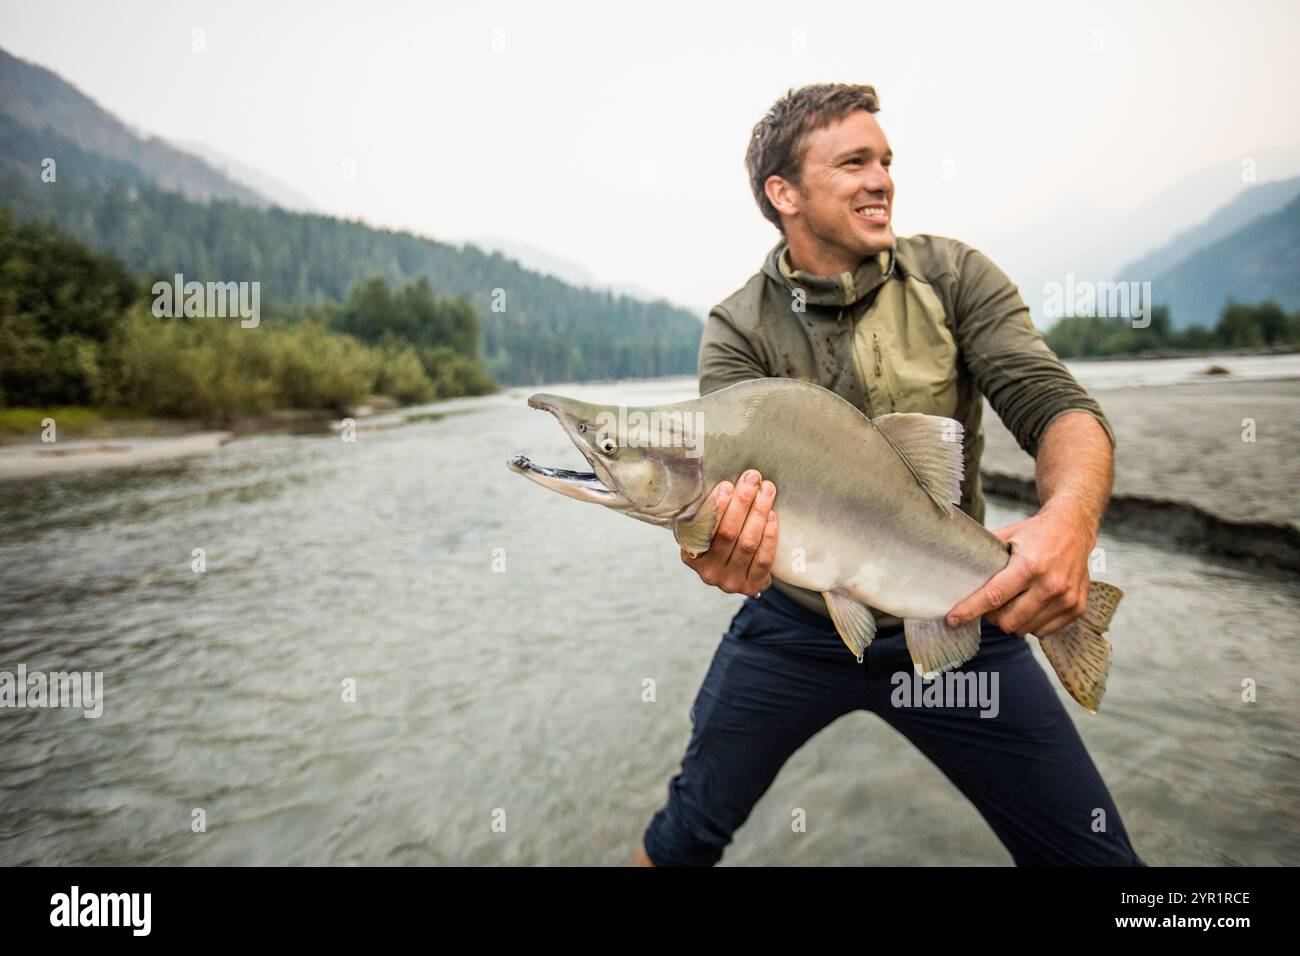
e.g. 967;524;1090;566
680;469;779;597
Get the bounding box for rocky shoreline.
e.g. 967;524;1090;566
1067;344;1298;362
979;376;1300;571
0;431;235;479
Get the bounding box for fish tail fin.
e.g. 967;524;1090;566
1037;581;1123;713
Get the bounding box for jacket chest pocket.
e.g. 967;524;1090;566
852;278;959;419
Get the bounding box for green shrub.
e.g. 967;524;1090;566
376;344;436;404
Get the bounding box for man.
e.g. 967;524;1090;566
635;83;1143;867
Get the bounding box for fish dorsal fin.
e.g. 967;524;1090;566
870;413;965;515
673;493;720;558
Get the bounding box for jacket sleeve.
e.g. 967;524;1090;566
697;305;770;397
950;243;1116;458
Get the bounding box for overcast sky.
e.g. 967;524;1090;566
3;0;1298;312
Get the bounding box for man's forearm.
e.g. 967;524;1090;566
1033;411;1114;536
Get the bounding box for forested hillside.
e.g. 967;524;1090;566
1;40;703;388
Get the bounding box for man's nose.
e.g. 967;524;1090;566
862;163;891;195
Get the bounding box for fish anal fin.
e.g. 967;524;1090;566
903;616;982;678
823;591;877;661
673;493;720;557
871;413;965;514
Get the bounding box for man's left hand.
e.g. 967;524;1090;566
944;502;1096;637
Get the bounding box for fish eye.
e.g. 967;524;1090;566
598;435;617;454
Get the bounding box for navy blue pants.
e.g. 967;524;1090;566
643;586;1145;866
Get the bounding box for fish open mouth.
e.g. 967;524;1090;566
507;397;630;506
508;454;611;492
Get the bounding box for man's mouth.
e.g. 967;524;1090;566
854;203;889;225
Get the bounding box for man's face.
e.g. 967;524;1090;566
776;109;895;259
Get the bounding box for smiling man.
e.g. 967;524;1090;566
636;83;1144;867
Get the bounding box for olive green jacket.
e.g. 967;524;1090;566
698;234;1115;623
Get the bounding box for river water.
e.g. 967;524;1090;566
1;364;1297;865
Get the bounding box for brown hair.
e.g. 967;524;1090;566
745;83;881;231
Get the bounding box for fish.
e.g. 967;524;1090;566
507;377;1123;711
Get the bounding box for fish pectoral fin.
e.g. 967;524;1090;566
903;616;982;678
870;413;965;515
673;494;720;558
1036;580;1123;713
823;591;877;661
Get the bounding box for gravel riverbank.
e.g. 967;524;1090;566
980;376;1300;568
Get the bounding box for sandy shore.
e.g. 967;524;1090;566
979;376;1300;566
0;431;233;479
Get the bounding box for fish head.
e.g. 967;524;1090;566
508;392;706;525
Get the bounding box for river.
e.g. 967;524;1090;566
1;361;1297;865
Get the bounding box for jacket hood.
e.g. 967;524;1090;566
761;238;897;309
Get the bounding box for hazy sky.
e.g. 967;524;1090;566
3;0;1298;312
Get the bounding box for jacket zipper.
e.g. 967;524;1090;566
844;308;874;418
873;329;896;412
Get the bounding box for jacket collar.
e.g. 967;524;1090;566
762;238;897;309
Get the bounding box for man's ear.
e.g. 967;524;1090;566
765;175;800;221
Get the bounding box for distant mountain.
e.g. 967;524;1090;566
979;144;1300;326
472;235;705;314
1148;193;1300;329
0;164;703;384
1117;176;1300;283
0;43;702;385
473;235;605;289
0;45;269;206
173;139;319;212
0;109;156;191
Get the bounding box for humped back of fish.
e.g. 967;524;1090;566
692;377;1011;621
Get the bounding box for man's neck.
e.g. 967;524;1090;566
784;234;878;277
